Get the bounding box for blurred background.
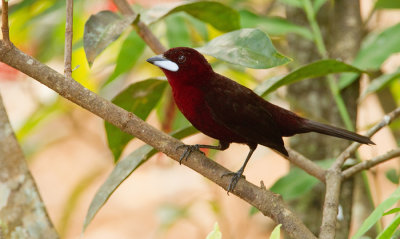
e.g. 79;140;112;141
1;0;399;238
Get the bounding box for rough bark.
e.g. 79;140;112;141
0;95;59;239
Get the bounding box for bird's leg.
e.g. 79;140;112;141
221;144;257;194
177;141;229;164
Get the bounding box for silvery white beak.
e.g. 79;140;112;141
147;55;179;72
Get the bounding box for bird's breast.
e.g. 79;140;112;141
171;84;244;142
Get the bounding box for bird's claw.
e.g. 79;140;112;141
221;170;246;195
176;144;205;164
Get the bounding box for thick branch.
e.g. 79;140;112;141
342;148;400;179
0;40;316;239
287;149;326;182
1;0;10;44
0;94;59;238
64;0;73;78
319;169;342;239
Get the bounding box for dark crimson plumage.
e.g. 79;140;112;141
147;47;374;193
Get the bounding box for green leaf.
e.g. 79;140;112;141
385;168;399;184
375;0;400;9
206;222;222;239
377;214;400;239
270;224;282;239
383;207;400;216
83;125;197;232
254;59;364;97
83;144;153;232
239;10;312;40
339;23;400;89
185;14;209;42
142;1;240;32
83;11;136;66
103;31;146;87
360;68;400;100
166;13;191;48
351;186;400;239
197;28;291;69
105;79;167;161
270;167;319;200
270;158;333;200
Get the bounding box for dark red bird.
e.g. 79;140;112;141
147;47;374;192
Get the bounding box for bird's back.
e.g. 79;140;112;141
202;74;290;155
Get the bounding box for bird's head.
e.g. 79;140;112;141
147;47;213;85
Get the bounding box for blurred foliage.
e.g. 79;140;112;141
5;0;400;237
352;186;400;239
270;158;333;200
269;224;282;239
206;222;222;239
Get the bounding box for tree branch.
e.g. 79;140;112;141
320;106;400;239
333;106;400;169
287;149;326;182
342;148;400;179
64;0;73;78
0;40;317;239
1;0;10;45
319;169;342;239
112;0;166;54
0;94;59;238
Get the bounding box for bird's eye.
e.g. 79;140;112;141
177;55;186;63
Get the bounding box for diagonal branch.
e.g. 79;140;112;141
112;0;166;54
0;40;317;239
287;149;326;182
342;148;400;179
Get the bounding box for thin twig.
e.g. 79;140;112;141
286;149;326;182
264;0;277;15
112;0;166;54
342;148;400;179
362;7;376;29
64;0;73;78
333;107;400;169
1;0;10;45
0;40;317;239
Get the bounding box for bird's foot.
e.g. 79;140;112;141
221;170;246;195
176;144;205;164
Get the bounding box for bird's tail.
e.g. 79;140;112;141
301;119;375;145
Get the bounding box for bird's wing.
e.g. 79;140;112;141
204;75;287;154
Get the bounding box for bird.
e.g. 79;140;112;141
147;47;374;193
